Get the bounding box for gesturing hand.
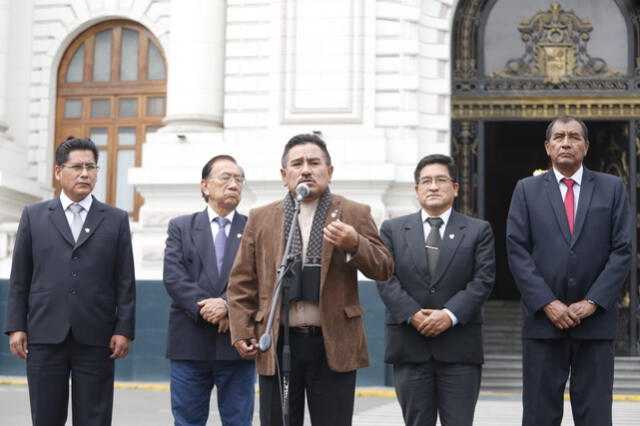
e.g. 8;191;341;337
323;219;359;254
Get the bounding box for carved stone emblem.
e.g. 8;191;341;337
491;2;622;83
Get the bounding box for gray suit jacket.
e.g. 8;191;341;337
377;210;495;365
4;196;136;346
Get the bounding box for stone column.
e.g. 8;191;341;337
163;0;226;132
0;0;11;141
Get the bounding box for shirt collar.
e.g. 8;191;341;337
421;206;452;228
552;166;583;186
60;192;93;212
207;205;235;224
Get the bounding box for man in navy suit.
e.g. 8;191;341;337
507;116;632;426
5;137;136;426
163;155;255;426
377;154;495;426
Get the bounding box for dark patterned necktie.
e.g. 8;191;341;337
426;217;444;276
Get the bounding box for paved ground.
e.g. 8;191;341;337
1;380;639;425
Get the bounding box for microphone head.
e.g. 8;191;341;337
295;183;310;201
258;334;272;352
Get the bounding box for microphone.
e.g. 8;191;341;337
295;183;310;201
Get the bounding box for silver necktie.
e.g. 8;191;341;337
69;203;84;242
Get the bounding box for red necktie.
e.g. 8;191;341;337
562;178;575;235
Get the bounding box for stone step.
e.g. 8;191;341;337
480;356;640;393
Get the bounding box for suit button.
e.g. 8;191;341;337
568;278;575;285
71;272;78;277
70;288;77;295
570;250;575;256
72;256;79;260
430;289;436;294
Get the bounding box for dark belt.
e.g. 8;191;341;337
286;326;323;337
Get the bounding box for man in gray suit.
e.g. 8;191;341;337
377;154;495;426
5;137;136;426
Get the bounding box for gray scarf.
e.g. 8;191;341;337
283;189;331;302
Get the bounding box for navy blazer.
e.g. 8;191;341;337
163;209;246;361
506;168;632;340
377;210;495;365
4;197;136;346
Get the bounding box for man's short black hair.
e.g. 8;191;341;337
55;137;99;166
413;154;457;184
281;134;332;168
545;115;589;142
200;155;242;201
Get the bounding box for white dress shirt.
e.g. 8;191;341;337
552;166;583;219
207;206;235;241
60;192;92;228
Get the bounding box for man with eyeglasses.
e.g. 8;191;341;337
163;155;255;426
376;154;495;426
4;137;136;426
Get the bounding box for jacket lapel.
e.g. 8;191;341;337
431;210;465;285
74;197;106;250
48;198;75;247
274;202;285;272
193;209;218;288
404;211;429;281
219;214;246;284
571;168;594;247
320;195;340;294
544;170;572;244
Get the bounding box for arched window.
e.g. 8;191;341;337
56;20;167;218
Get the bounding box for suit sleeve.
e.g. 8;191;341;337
506;180;558;312
227;212;259;344
163;218;208;322
376;219;423;324
4;208;33;334
585;179;632;310
113;210;136;339
442;221;496;324
347;205;394;281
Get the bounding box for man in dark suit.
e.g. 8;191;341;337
228;134;394;426
377;154;495;426
4;137;136;426
507;115;632;426
164;155;255;426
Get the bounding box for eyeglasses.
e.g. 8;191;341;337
60;163;99;173
208;174;245;185
419;176;454;187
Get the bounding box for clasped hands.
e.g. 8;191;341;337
543;299;596;330
197;297;229;332
411;309;452;337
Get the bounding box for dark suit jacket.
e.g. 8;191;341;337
506;168;632;340
377;210;495;365
228;194;394;375
163;209;246;361
4;197;136;346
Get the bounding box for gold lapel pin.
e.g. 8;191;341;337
84;228;91;233
449;234;454;239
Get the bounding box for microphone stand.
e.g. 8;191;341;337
259;194;303;426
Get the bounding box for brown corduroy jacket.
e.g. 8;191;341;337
228;193;394;375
